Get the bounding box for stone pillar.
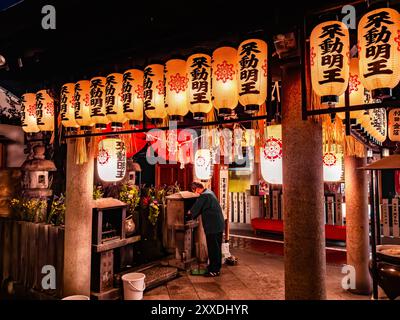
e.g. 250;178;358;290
63;139;94;296
345;155;372;295
282;64;326;300
250;161;261;220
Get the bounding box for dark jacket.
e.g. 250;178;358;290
190;189;225;234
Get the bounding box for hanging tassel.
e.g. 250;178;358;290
74;129;88;165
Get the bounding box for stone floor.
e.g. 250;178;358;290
144;236;370;300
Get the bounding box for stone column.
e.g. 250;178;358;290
282;63;326;300
63;139;94;297
345;154;372;295
250;161;261;220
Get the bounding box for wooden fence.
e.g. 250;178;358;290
0;218;64;299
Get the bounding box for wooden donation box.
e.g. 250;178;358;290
91;198;140;300
165;191;207;270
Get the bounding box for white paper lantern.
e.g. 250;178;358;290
194;149;213;181
261;125;282;184
323;146;343;182
97;138;126;182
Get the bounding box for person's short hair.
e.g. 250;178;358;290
190;181;204;191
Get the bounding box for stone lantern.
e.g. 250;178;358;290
21;144;56;198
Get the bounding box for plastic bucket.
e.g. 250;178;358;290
62;295;90;300
121;272;146;300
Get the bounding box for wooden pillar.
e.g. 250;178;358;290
345;154;372;295
63;139;94;297
282;63;326;300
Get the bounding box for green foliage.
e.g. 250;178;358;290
10;197;47;223
47;194;66;226
148;202;160;226
119;183;140;216
93;185;104;200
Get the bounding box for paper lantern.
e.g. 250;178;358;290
90;77;109;129
194;148;213;181
323;146;343;182
35;90;54;132
370;108;387;143
310;21;350;104
60;83;78;129
105;73;127;128
97;138;126;182
212;47;238;116
237;39;268;114
143;64;167;121
21;93;39;133
358;8;400;98
165;59;189;120
389;108;400;141
337;58;368;120
261;125;282;184
74;80;94;130
122;69;144;125
187;53;213;120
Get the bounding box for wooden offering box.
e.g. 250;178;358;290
165;191;205;270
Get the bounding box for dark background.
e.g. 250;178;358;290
0;0;362;95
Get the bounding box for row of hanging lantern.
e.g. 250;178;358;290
21;39;268;133
311;7;400;104
310;7;400;143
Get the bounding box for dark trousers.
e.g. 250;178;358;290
205;232;223;273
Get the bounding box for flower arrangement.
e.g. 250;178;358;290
10;197;47;222
47;194;66;226
119;183;140;216
140;187;160;226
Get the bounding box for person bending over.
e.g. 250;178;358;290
187;181;225;277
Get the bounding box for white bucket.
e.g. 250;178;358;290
62;295;90;300
121;272;146;300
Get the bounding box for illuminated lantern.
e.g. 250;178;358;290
323;146;343;182
212;47;238;116
337;58;368;120
105;73;126;128
74;80;94;130
21;93;39;133
35;90;54;132
187;53;212;120
90;77;109;129
143;64;167;121
60;83;78;129
194;148;213;181
310;21;350;105
237;39;268;114
358;8;400;98
370;108;387;143
165;59;189;121
261;125;282;184
97;138;126;182
122;69;144;125
388;108;400;141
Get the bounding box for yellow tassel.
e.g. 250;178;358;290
74;130;88;165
